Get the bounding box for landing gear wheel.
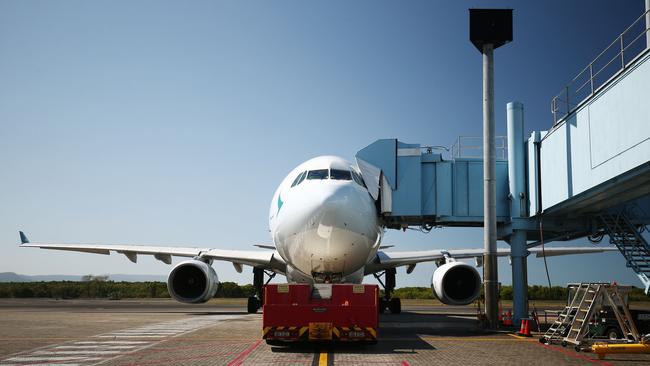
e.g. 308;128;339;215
247;296;260;313
389;298;401;314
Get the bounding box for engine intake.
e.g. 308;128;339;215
431;261;481;305
167;259;219;304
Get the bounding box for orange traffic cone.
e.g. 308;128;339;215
503;310;513;327
517;318;532;337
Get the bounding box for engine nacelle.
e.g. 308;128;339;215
431;261;481;305
167;259;219;304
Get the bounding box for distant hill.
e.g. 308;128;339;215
0;272;165;282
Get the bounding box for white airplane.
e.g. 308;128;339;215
20;155;617;313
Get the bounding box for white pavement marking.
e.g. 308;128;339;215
54;345;138;350
73;341;150;345
97;335;166;338
6;356;103;362
1;314;249;366
34;350;122;355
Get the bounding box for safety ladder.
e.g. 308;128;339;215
540;283;597;344
564;283;640;348
599;212;650;294
563;283;604;346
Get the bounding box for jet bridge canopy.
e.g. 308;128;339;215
356;139;510;228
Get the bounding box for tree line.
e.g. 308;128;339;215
0;281;256;299
0;281;647;301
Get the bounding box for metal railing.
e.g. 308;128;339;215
551;8;650;125
451;135;507;159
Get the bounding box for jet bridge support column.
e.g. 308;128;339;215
507;102;528;327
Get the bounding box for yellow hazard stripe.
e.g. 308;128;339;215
332;327;340;338
366;327;377;338
262;327;271;337
299;327;308;337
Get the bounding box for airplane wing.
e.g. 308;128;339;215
18;231;286;273
365;246;619;274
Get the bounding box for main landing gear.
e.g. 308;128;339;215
373;268;401;314
248;267;276;314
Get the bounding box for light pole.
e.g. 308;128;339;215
469;8;513;329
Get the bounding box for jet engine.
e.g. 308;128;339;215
431;261;481;305
167;259;219;304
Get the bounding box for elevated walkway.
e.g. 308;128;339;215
534;48;650;218
354;10;650;295
356;139;510;229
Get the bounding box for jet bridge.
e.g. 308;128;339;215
356;138;511;229
356;11;650;327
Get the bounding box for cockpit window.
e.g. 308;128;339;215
351;171;367;188
291;171;307;187
307;169;329;180
330;169;352;180
296;171;307;185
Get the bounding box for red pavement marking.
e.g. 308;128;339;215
119;350;242;366
401;361;410;366
227;339;263;366
535;342;614;366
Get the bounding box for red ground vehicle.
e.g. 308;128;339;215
262;283;379;344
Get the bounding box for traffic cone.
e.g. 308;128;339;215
517;318;532;337
504;310;512;326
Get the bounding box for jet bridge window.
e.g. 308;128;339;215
330;169;352;181
291;171;307;187
307;169;329;180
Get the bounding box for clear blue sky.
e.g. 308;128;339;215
1;0;647;288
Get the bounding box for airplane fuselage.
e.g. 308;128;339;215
269;156;382;284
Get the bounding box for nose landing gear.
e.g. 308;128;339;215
248;267;276;313
374;268;401;314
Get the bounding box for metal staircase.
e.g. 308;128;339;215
539;283;640;349
563;283;601;346
540;283;595;344
599;212;650;294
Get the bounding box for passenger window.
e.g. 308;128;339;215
291;171;306;187
330;169;352;180
307;169;329;180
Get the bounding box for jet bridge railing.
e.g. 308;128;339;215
551;8;650;125
450;135;507;160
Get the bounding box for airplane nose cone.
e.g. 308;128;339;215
306;184;379;276
274;180;380;281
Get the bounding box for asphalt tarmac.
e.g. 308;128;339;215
1;298;649;366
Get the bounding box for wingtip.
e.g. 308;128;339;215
19;231;29;244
